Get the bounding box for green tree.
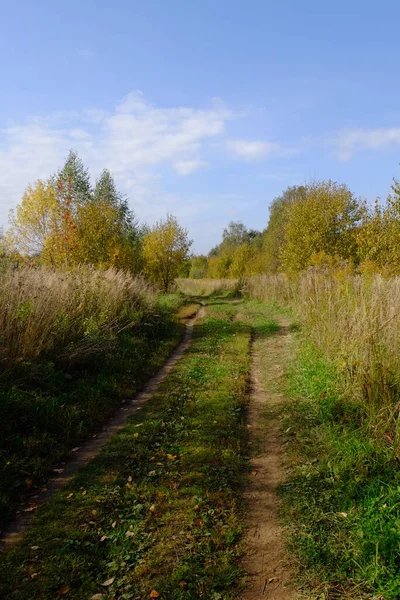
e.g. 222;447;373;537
143;215;192;292
189;255;208;278
262;186;305;273
281;180;362;272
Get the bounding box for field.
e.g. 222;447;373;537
2;268;400;599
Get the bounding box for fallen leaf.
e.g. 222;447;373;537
66;493;74;499
25;478;33;489
53;468;65;474
157;492;164;498
126;531;134;537
149;505;156;512
30;572;39;579
59;585;71;595
31;546;40;550
251;471;258;476
134;423;143;428
133;433;139;438
81;490;87;496
90;595;105;600
125;482;133;489
71;447;79;452
40;487;48;492
149;591;160;598
166;454;176;460
337;512;348;518
112;521;117;528
179;580;187;588
147;470;156;477
194;518;203;527
23;506;38;513
127;475;132;482
102;577;115;586
99;536;107;542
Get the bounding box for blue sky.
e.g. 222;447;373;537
1;0;400;252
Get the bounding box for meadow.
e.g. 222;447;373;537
0;266;186;529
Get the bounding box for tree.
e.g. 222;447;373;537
229;243;255;277
262;186;305;273
73;169;140;269
142;215;192;291
189;255;208;279
210;221;260;256
281;180;362;272
6;180;61;265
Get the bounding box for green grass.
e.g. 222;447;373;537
280;339;400;599
0;299;279;599
0;295;188;531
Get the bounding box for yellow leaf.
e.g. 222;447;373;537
166;454;176;460
251;471;258;476
66;493;74;499
81;490;87;496
59;586;71;595
149;591;160;598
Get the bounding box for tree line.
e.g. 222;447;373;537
1;151;191;291
191;176;400;278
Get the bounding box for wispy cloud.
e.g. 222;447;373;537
0;91;288;240
335;127;400;160
226;138;280;161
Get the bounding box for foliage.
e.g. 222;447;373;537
6;152;144;273
143;214;192;292
262;185;305;273
280;180;362;272
189;254;208;278
6;181;60;265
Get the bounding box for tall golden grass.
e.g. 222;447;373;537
175;277;239;297
246;272;400;442
0;266;157;369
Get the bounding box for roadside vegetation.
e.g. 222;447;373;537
0;266;187;531
0;300;278;600
245;273;400;598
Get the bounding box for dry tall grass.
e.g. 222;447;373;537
176;277;239;297
246;272;400;442
0;266;157;369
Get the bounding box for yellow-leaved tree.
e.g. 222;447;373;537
6;180;62;265
143;214;192;292
281;180;362;272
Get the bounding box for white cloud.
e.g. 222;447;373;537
0;91;284;237
335;127;400;160
173;159;208;175
226;138;281;161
